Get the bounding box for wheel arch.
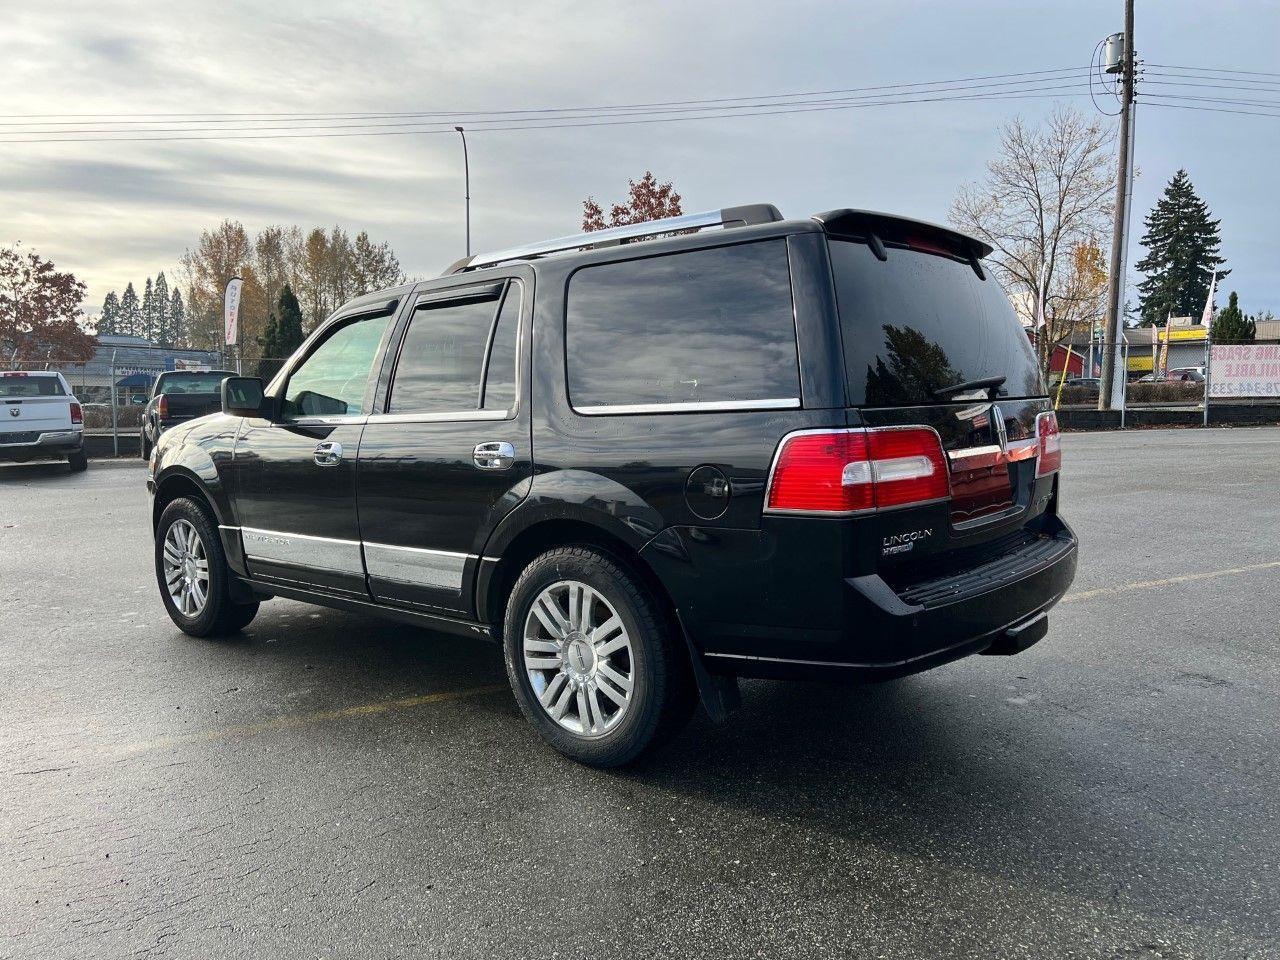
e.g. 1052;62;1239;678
477;516;676;635
151;466;224;531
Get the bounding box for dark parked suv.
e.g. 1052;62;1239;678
147;205;1077;766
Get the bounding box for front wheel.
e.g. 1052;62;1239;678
503;546;694;767
155;497;259;637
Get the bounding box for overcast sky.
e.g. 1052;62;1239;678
4;0;1277;316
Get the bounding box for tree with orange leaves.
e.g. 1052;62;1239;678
582;172;682;232
0;243;95;362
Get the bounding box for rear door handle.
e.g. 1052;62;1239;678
473;441;515;470
314;440;343;466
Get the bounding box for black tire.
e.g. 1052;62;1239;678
503;546;695;768
155;497;260;638
68;451;88;472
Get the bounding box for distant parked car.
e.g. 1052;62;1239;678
0;371;87;471
1138;367;1204;384
140;370;236;459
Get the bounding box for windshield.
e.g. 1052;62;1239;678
156;372;232;395
0;374;65;397
829;239;1044;406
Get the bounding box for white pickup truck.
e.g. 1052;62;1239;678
0;371;87;472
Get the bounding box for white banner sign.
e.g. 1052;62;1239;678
1210;344;1280;398
224;277;243;347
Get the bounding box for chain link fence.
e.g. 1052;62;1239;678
1051;337;1280;424
5;350;288;454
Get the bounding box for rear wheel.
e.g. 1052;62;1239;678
155;497;259;637
68;451;87;472
503;546;694;767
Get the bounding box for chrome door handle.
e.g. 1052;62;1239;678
473;441;515;470
314;440;343;466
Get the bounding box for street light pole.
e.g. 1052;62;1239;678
455;126;471;257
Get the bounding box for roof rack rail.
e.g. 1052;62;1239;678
445;203;783;274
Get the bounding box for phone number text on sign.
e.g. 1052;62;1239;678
1210;344;1280;398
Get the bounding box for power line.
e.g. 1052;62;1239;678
1146;62;1280;79
0;65;1089;122
0;86;1096;144
1141;91;1280;111
0;76;1094;131
1144;71;1280;89
0;82;1093;138
1141;101;1280;119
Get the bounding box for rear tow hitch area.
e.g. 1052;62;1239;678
983;611;1049;656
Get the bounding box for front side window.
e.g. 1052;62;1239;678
566;240;800;411
282;312;391;418
388;280;521;415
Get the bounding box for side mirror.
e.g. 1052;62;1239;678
222;377;266;417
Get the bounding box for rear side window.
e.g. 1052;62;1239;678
388;280;520;415
566;240;800;412
829;239;1044;405
0;375;64;397
482;282;520;411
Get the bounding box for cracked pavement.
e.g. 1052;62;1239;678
2;429;1278;959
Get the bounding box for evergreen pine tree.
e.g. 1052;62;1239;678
1212;291;1256;343
169;289;186;347
119;282;142;337
141;277;156;342
1134;169;1229;325
97;291;121;335
275;283;306;358
153;272;171;347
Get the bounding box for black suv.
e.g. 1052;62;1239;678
147;205;1077;766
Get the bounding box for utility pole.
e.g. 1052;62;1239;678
1098;0;1135;411
455;126;471;257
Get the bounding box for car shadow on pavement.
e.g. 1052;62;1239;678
159;604;1265;942
0;461;81;482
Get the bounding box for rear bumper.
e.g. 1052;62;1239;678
0;430;83;462
648;515;1078;682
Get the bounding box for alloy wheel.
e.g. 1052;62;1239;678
163;519;210;617
523;580;635;738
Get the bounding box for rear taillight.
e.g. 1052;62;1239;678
157;394;168;418
69;401;83;425
766;427;950;515
1036;411;1061;477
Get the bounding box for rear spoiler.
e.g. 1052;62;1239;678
812;209;993;261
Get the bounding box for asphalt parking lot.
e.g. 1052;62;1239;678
2;427;1278;960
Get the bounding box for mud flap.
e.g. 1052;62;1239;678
676;612;741;723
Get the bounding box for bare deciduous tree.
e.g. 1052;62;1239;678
950;106;1116;376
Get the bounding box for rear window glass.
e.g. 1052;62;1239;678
156;372;230;394
0;375;64;397
566;240;800;411
829;239;1044;405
